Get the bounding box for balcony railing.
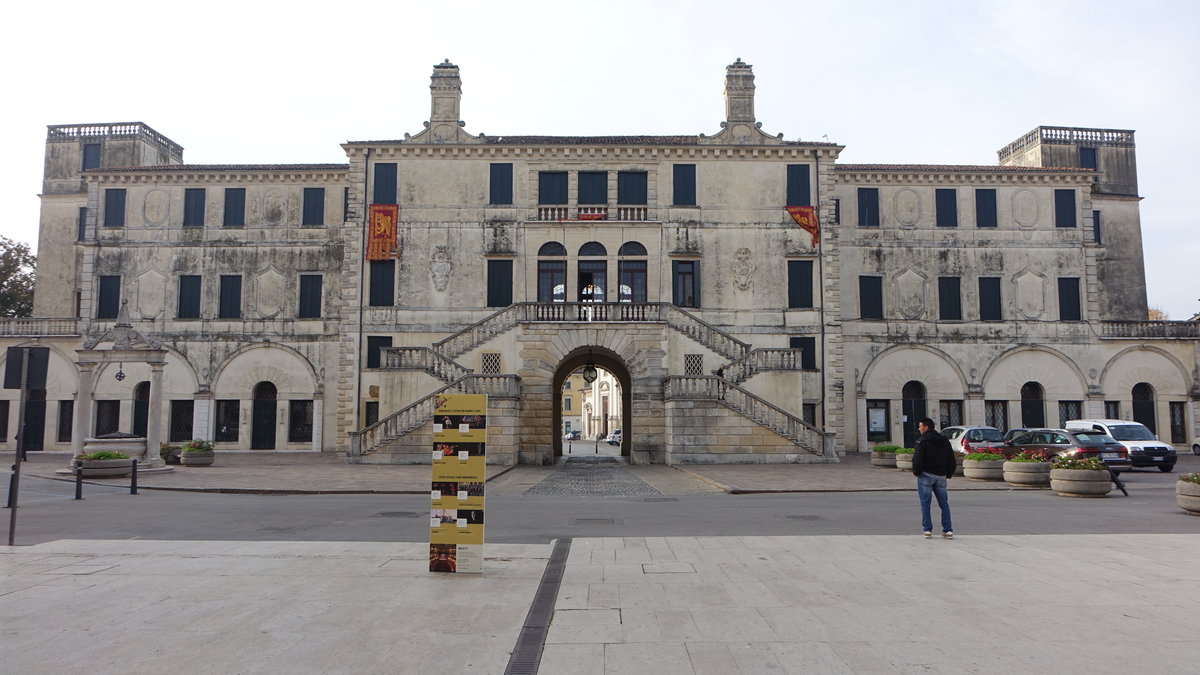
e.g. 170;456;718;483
0;318;80;337
1098;321;1200;339
534;206;651;222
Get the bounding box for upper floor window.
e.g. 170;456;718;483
97;275;121;319
298;274;322;318
177;275;201;319
857;188;879;228
489;163;513;205
859;275;883;319
617;172;647;205
219;275;242;319
975;189;997;228
1058;277;1081;321
183;188;206;227
374;163;398;204
673;164;696;206
82;143;101;170
787;260;814;309
369;260;395;307
539;172;568;204
579;171;607;205
938;277;961;320
786;165;811;207
223;188;246;227
538;241;567;256
302;188;325;226
672;261;699;308
1079;147;1098;170
103;188;126;227
935;189;957;228
1054;189;1076;228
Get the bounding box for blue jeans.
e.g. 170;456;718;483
917;472;953;533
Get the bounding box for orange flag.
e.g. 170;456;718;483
367;204;399;260
786;206;819;248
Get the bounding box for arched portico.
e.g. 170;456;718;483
551;347;632;459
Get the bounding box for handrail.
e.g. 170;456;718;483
381;346;473;383
1098;320;1200;339
723;348;805;384
661;306;749;360
664;375;831;457
433;305;523;360
0;318;81;337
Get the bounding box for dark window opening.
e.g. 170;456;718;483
618;260;647;303
95;400;119;436
215;400;239;442
489;163;513;205
857;188;879;228
288;400;313;443
617;171;648;205
975;189;997;228
539;172;568;204
368;260;395;307
183;188;206;227
169;400;194;442
938;277;962;320
57;400;73;443
1054;189;1076;228
787;260;814;309
366;336;392;369
859;276;883;319
673;164;696;206
979;277;1002;321
177;275;201;319
218;275;242;319
104;188;126;227
97;276;121;319
374;163;398;204
538;260;566;302
790;336;817;370
1079;147;1098;170
1058;277;1081;321
77;207;88;241
935;188;957;228
486;259;513;307
223;188;246;227
82;143;102;170
298;275;322;318
672;260;699;308
578;171;607;205
302;188;325;226
786;165;811;207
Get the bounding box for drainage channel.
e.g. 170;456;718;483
504;537;572;675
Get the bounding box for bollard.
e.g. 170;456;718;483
130;458;138;495
74;460;84;500
6;467;15;509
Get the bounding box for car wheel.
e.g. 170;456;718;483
1158;465;1174;473
1193;444;1200;456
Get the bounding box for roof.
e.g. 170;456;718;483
346;135;840;147
87;164;349;173
835;164;1094;174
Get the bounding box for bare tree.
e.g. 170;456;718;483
1147;306;1168;321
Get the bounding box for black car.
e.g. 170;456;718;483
1006;428;1132;471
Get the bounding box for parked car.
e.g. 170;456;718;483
1003;428;1031;443
1065;419;1176;472
606;429;622;445
1006;428;1131;471
563;430;581;440
940;425;1006;454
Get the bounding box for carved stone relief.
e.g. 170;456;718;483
732;248;753;291
254;267;285;319
135;268;166;319
262;188;285;225
142;189;169;227
1012;189;1039;229
1013;269;1046;319
895;268;927;319
893;188;921;228
431;245;453;292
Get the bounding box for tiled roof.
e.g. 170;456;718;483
87;164;349;173
347;135;840;147
835;164;1093;173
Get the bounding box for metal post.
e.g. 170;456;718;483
130;458;138;495
7;348;30;545
75;460;84;500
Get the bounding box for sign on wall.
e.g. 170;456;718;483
429;393;487;574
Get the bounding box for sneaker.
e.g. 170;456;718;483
923;531;932;539
942;531;954;540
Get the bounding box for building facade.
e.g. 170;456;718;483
3;59;1197;464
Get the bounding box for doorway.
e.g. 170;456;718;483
251;381;277;449
551;348;631;461
901;380;926;448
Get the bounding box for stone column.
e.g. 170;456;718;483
311;397;323;453
72;360;97;457
143;360;166;467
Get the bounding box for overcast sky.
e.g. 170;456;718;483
4;0;1196;317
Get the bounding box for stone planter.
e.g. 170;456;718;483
180;451;215;466
1050;468;1112;497
77;458;135;477
895;453;914;471
962;458;1005;481
954;454;965;477
1003;461;1051;487
1177;480;1200;515
870;451;896;467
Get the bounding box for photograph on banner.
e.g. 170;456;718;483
433;413;487;433
434;442;485;457
429;544;457;573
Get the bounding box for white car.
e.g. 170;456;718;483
939;425;1006;454
1066;419;1176;472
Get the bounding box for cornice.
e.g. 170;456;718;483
341;143;843;161
87;169;349;185
834;168;1095;186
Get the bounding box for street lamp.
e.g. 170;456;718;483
582;351;598;384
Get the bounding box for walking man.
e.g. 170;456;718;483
912;417;955;539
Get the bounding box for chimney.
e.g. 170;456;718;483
724;58;756;125
430;59;462;125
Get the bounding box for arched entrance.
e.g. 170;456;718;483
251;381;277;450
1132;382;1156;433
902;381;927;448
1021;382;1045;428
132;381;150;437
551;347;632;460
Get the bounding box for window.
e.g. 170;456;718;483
82;143;101;170
790;336;816;370
618;261;647;303
975;189;997;228
833;198;841;225
177;275;201;319
364;401;379;427
859;276;883;319
578;171;607;205
939;400;963;428
223;188;246;227
802;404;817;426
1058;277;1081;321
374;163;398;204
288;400;313;443
578;260;607;302
684;354;704;376
481;353;501;374
298;275;322;318
183;188;206;227
368;260;395;307
169;400;194;442
563;397;572;411
935;189;957;228
1054;189;1076;228
857;188;879;227
0;400;7;441
97;275;121;319
866;399;889;442
365;336;391;369
979;277;1002;321
486;259;513;307
538;172;568;204
77;207;88;241
672;261;699;308
617;171;648;204
787;260;814;309
985;400;1008;431
214;400;239;442
104;188;126;227
489;163;513;205
1104;401;1121;419
57;400;74;443
95;400;119;436
786;165;811;206
343;187;350;222
302;188;325;226
1170;401;1186;443
673;164;696;206
1079;147;1098;170
938;277;961;320
1092;210;1102;244
537;260;566;302
218;275;242;319
1058;400;1082;427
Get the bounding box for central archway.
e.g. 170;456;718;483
551;347;632;459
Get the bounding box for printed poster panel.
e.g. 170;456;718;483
430;393;486;573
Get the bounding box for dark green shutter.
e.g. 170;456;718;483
183;189;206;227
938;277;961;320
979;277;1002;320
219;275;242;319
177;275;201;319
975;189;997;228
1054;189;1076;228
578;172;607;205
303;188;325;226
1058;278;1081;320
859;276;883;319
97;276;121;319
224;188;246;227
673;164;696;206
935;189;957;227
539;172;568;204
374;163;398;204
486;260;514;307
298;275;322;318
489;163;513;205
787;260;813;308
617;172;647;205
104;189;126;227
368;260;395;307
857;188;879;227
786;165;811;206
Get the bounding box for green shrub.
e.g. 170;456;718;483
1008;450;1052;463
1052;456;1106;471
1178;472;1200;485
872;445;902;453
963;452;1006;461
78;450;130;460
181;439;214;454
893;447;915;455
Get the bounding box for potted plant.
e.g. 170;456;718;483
179;439;215;466
894;447;915;471
160;442;182;465
1050;456;1112;497
75;450;134;477
1177;473;1200;515
962;448;1007;480
953;451;966;476
871;444;900;467
1003;449;1053;487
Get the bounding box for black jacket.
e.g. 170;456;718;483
912;430;955;478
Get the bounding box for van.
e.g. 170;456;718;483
1065;419;1176;472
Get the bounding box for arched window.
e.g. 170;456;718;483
1020;382;1045;428
578;241;607;256
1132;382;1156;433
618;242;648;302
538;241;567;256
618;241;647;256
578;243;607;302
537;242;567;302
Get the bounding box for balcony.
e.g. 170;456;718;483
534;205;652;222
1098;321;1200;339
0;318;80;337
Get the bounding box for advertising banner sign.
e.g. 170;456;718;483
429;393;487;573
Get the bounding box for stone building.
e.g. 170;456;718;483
3;59;1197;464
